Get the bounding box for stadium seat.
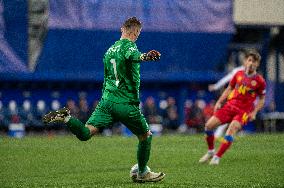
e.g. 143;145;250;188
51;99;61;111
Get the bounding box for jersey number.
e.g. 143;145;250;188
110;59;119;86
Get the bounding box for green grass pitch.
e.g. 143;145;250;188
0;134;283;187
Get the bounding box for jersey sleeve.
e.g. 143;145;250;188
256;77;266;96
124;43;142;62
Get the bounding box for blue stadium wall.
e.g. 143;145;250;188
2;0;28;64
35;30;232;82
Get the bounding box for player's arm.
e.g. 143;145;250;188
214;70;238;112
125;44;160;62
209;66;244;91
140;50;161;61
249;95;265;121
214;85;233;112
209;72;234;91
249;78;266;121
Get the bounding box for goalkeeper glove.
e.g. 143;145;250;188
140;50;161;61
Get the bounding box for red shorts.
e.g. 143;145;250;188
214;103;251;126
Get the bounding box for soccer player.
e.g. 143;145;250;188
208;65;245;140
199;50;266;165
43;17;165;182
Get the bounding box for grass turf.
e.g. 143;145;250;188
0;134;283;187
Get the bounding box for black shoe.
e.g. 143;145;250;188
42;107;70;124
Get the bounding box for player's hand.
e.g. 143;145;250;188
208;84;216;92
147;50;161;61
140;50;161;61
249;111;257;121
214;101;222;112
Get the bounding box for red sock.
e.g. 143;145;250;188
206;135;215;150
216;141;232;157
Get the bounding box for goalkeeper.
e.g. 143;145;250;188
43;17;165;183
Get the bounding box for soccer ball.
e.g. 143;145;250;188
129;164;151;180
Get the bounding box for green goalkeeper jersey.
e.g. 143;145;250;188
102;38;142;103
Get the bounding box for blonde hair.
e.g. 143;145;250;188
122;17;142;30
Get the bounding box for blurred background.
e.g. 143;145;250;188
0;0;283;138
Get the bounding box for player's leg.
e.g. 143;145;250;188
137;131;152;176
82;99;114;139
200;103;235;163
135;131;165;183
43;107;93;141
205;116;222;150
115;103;165;182
214;123;228;142
65;117;95;141
115;104;152;175
43;99;112;141
210;120;242;165
199;116;222;163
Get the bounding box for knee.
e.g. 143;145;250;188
205;122;214;131
205;116;220;130
226;123;241;136
138;131;152;142
86;125;99;135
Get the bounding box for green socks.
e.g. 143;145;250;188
66;117;91;141
137;134;152;174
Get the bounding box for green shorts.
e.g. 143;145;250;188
86;99;149;136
